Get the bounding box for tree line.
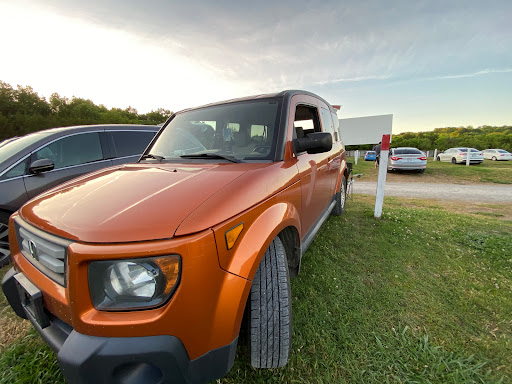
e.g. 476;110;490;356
0;81;172;141
347;125;512;152
2;80;510;152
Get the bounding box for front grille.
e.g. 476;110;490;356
15;218;73;286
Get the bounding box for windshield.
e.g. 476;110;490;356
0;132;53;164
147;99;281;162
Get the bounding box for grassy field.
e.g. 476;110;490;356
1;196;511;383
350;157;512;184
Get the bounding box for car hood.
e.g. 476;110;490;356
19;163;255;243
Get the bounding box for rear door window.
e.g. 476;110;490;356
111;131;156;158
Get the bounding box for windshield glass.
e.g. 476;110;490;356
0;132;53;164
148;99;281;162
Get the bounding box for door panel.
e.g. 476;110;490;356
24;132;112;199
291;95;336;238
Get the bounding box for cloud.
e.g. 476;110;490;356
314;74;392;85
430;68;512;80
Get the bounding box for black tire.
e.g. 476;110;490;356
419;169;425;173
248;236;291;369
436;156;440;161
492;156;497;161
331;175;347;216
451;157;457;164
0;212;12;267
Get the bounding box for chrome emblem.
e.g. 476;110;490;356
28;240;38;261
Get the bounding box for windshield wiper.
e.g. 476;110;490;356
140;153;165;161
180;153;242;163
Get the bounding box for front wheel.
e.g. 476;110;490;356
331;175;347;216
451;157;457;164
492;156;497;161
436;156;440;161
248;236;291;368
0;212;12;267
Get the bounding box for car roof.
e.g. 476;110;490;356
175;90;337;114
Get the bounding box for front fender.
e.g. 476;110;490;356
213;184;301;281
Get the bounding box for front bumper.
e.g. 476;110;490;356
2;268;238;384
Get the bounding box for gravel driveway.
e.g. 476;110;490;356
352;181;512;203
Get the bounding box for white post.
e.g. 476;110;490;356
355;150;358;165
434;148;438;160
466;148;470;166
374;135;390;218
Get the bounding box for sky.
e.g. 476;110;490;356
1;0;511;133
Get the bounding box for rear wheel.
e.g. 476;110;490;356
331;175;347;216
0;212;11;267
248;237;291;368
451;157;457;164
492;156;497;161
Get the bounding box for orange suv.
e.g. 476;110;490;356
2;90;348;383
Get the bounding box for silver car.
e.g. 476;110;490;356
437;147;483;164
387;147;427;173
483;149;511;161
0;124;159;266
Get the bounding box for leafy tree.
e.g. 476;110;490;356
0;80;173;140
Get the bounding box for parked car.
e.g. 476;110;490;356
483;148;511;161
387;147;427;172
0;124;160;266
364;150;376;161
2;90;348;383
436;147;483;164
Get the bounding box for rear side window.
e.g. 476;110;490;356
111;131;156;157
320;108;336;140
34;133;103;170
394;148;423;155
331;112;340;142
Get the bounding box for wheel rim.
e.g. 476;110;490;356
492;157;497;161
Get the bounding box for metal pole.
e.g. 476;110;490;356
374;134;390;218
355;150;358;165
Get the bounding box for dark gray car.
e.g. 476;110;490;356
0;124;159;266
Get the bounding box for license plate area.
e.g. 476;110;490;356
14;273;50;329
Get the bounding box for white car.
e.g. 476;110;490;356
437;147;483;164
387;147;427;172
483;149;511;161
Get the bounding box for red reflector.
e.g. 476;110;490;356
418;157;427;160
390;156;402;161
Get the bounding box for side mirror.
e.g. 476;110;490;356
293;132;332;154
29;158;55;174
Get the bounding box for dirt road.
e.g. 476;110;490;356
352;181;512;203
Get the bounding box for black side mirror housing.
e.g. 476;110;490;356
29;158;55;174
293;132;332;154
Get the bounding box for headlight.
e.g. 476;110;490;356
88;255;181;311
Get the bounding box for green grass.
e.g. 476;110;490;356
350;157;512;184
1;196;511;383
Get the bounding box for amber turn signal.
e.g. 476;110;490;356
225;223;244;250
